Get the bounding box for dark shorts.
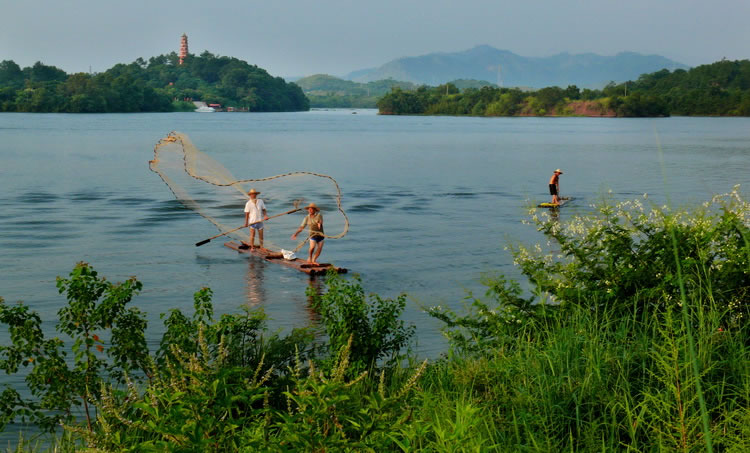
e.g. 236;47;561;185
549;184;558;196
311;235;325;243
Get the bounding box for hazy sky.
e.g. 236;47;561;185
2;0;748;77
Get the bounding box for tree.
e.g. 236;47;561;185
0;60;24;87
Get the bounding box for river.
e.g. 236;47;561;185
1;110;749;359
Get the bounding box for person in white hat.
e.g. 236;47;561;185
243;189;268;249
291;203;325;264
549;169;564;205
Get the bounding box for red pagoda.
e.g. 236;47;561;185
179;34;188;65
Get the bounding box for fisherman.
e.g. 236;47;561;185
242;188;269;250
291;203;325;265
549;169;563;205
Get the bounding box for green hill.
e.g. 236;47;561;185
295;74;416;108
377;59;750;117
0;52;309;113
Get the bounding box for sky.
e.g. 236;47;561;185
1;0;749;78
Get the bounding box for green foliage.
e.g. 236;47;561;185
273;337;427;451
421;189;749;450
0;262;147;431
377;59;750;117
0;53;309;113
81;328;274;451
308;272;415;372
295;74;418;108
514;188;750;324
426;274;541;354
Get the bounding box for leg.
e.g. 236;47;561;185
249;229;257;249
258;228;264;249
311;240;324;265
307;239;315;264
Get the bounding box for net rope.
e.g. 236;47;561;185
149;132;349;252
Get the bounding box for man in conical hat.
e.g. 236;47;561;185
243;188;268;250
549;169;563;205
291;203;325;265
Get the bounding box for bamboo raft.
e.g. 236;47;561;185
538;197;575;208
224;241;347;276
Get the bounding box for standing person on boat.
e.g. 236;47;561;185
291;203;325;265
243;189;268;250
549;169;564;205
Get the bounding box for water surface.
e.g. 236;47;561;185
1;111;749;359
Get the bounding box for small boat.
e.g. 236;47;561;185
224;241;347;276
537;197;574;208
194;106;216;113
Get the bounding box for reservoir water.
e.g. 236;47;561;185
1;111;749;360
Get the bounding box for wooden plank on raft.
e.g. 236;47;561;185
224;241;348;276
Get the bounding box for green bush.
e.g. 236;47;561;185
0;262;147;432
513;187;749;324
308;272;415;373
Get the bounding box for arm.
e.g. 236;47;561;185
244;212;250;227
292;216;307;240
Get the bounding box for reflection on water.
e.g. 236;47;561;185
244;258;267;307
305;277;323;323
243;252;324;323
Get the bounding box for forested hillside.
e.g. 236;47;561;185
0;51;308;113
377;59;750;117
295;74;415;108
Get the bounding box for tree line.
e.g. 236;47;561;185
377;59;750;117
0;51;309;113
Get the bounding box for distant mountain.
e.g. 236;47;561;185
345;45;688;89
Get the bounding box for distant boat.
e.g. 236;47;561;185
194;106;216;113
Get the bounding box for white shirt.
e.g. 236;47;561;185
244;198;266;224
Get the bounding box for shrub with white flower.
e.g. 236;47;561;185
513;186;749;324
429;187;749;353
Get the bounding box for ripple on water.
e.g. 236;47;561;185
145;199;194;213
350;204;381;213
441;192;477;198
349;190;378;199
15;191;59;203
137;211;197;226
69;190;112;202
111;196;158;206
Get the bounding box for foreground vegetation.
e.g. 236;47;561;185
378;59;750;117
0;52;308;113
1;188;748;451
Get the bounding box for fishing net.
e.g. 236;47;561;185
149;132;349;252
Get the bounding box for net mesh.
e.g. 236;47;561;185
149;132;349;252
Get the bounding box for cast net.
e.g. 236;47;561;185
149;132;349;252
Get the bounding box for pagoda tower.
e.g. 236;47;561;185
179;33;188;65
